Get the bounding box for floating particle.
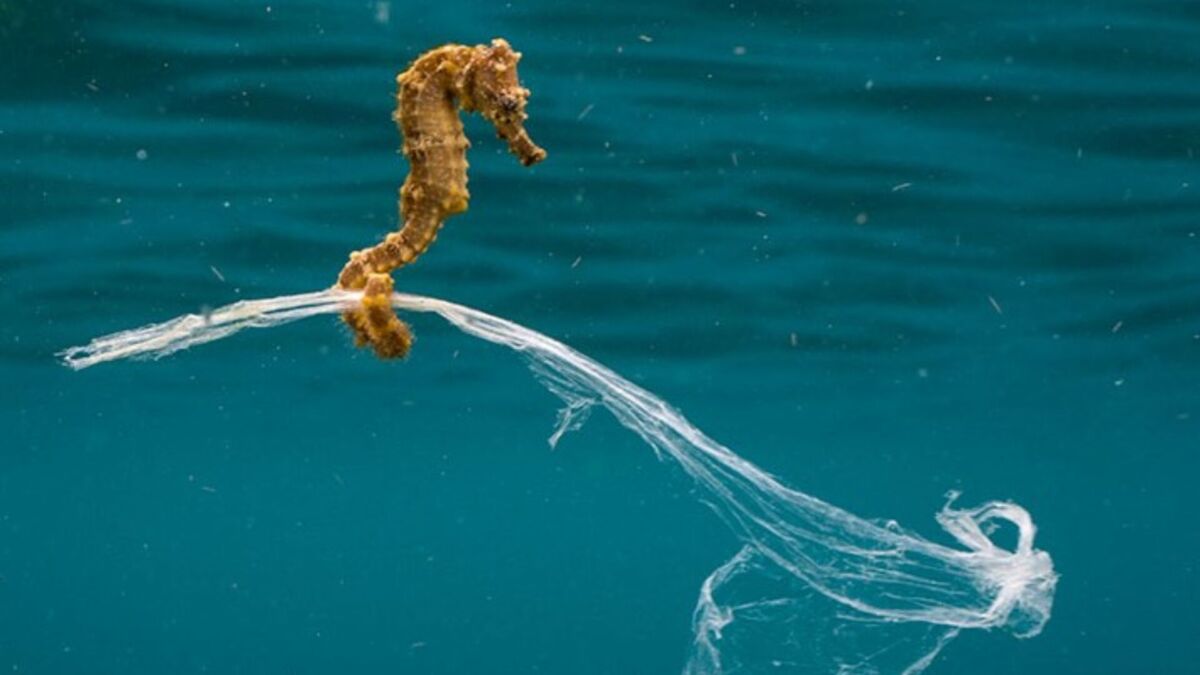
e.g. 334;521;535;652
1111;320;1123;333
373;1;390;24
638;34;654;43
987;295;1003;314
577;103;594;120
733;46;746;56
136;149;148;161
210;265;226;282
855;212;869;225
891;182;912;192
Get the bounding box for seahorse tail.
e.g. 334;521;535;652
337;252;369;290
343;273;413;360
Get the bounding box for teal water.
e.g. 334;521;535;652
2;1;1197;673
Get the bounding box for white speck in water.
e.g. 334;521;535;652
755;210;767;218
987;295;1004;314
638;34;654;43
891;182;912;191
210;265;226;282
135;149;148;161
571;256;582;269
577;103;594;120
733;45;746;56
917;368;930;379
1111;320;1123;333
373;1;390;24
1114;378;1125;387
865;79;875;90
855;212;869;225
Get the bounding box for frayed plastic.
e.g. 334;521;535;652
62;290;1057;674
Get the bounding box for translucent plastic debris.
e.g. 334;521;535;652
61;289;1058;673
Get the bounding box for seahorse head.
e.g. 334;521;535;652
460;38;548;167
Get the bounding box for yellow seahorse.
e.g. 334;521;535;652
336;38;547;358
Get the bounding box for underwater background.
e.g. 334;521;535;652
2;0;1197;673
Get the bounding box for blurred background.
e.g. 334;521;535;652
1;1;1197;672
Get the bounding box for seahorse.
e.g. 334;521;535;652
336;38;547;359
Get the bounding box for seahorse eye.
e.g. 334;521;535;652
498;94;520;114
